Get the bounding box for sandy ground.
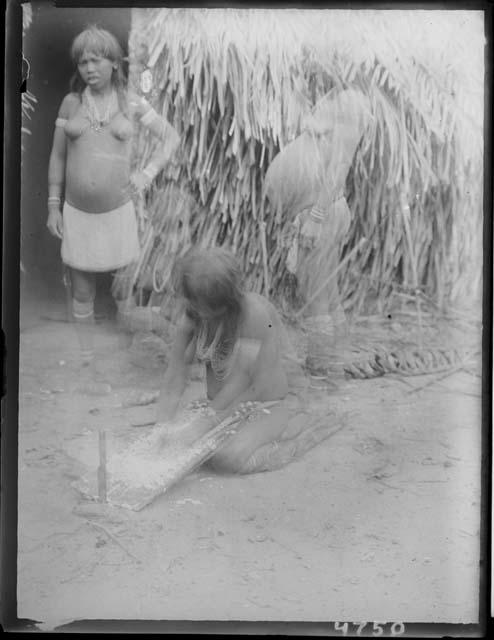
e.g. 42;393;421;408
16;278;483;630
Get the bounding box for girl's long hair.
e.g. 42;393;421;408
172;247;244;378
69;25;128;113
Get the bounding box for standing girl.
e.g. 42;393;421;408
47;26;179;363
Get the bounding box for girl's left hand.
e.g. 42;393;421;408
130;171;152;194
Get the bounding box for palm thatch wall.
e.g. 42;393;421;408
127;8;484;317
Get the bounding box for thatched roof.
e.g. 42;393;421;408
124;8;484;314
137;8;482;151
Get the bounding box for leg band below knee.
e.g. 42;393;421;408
73;298;94;320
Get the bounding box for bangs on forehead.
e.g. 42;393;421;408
71;28;121;63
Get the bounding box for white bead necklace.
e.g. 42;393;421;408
83;87;117;132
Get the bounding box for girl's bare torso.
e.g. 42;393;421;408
198;292;287;401
63;94;134;213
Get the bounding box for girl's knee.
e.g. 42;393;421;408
210;446;276;475
209;445;249;474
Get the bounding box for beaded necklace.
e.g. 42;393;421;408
83;87;117;132
195;321;238;381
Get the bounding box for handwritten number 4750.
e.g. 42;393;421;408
334;622;405;636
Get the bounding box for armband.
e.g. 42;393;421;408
309;205;326;223
142;163;159;182
55;117;67;127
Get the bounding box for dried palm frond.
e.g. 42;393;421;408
343;346;477;379
21;5;37;156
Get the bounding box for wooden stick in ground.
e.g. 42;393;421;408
97;429;107;503
293;237;366;320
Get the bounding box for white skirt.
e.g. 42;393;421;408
61;201;140;272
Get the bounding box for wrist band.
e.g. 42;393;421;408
140;107;158;127
48;196;61;203
309;206;325;222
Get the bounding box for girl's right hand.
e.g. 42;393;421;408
47;208;63;239
128;90;150;118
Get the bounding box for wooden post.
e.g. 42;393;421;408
259;220;270;298
97;429;107;503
